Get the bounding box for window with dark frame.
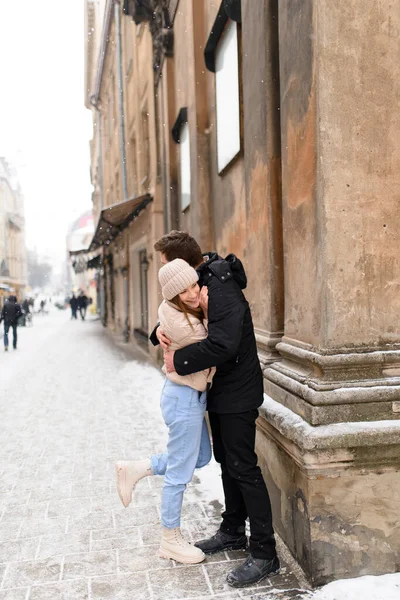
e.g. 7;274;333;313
141;109;150;187
172;107;190;212
204;0;242;174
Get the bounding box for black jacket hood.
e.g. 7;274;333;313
200;252;247;290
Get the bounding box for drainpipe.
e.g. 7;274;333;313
96;108;104;210
114;0;128;201
115;0;130;341
89;97;105;322
89;98;105;211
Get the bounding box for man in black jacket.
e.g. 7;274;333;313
0;295;22;351
69;293;78;320
77;292;88;321
151;231;279;588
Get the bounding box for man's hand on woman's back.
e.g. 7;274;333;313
164;349;176;373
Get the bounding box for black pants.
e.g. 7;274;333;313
4;323;17;349
208;409;276;559
79;307;86;320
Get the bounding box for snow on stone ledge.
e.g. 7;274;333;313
260;394;400;450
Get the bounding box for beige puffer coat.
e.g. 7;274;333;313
158;300;215;392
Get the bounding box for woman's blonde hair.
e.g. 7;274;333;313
170;294;203;330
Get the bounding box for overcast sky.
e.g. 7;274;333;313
0;0;93;270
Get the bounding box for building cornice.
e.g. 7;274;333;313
84;0;97;108
91;0;114;105
123;0;173;75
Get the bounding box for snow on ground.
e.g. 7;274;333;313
0;310;398;599
310;573;400;600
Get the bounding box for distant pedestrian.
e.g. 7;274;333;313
69;294;78;320
0;295;22;351
22;298;30;315
21;298;31;327
77;292;88;321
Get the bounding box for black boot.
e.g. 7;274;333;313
194;528;247;555
226;554;280;587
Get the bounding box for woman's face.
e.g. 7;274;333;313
179;283;200;308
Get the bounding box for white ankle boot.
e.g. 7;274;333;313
159;527;206;564
115;459;152;508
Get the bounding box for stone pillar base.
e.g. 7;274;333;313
256;395;400;586
265;340;400;425
254;328;283;369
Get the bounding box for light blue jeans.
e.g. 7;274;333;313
150;379;211;529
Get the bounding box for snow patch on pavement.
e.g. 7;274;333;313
195;452;224;506
309;573;400;600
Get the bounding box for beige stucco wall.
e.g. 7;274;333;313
318;1;400;349
0;164;27;294
87;3;162;349
279;0;400;350
163;0;283;364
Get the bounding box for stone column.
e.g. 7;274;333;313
188;0;214;252
258;0;400;586
241;0;284;367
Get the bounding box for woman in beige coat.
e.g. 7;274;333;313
116;259;215;565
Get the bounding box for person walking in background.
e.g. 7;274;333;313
39;299;47;315
69;293;78;320
77;291;88;320
0;295;22;351
116;259;215;565
22;297;31;326
22;297;30;315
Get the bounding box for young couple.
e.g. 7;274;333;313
116;231;279;588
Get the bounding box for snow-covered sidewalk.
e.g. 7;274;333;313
0;312;307;598
0;312;397;599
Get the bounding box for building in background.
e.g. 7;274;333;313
66;210;97;308
84;0;162;345
0;157;28;306
84;0;400;584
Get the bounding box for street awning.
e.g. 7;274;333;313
69;249;90;257
89;193;153;252
87;255;102;270
71;256;89;274
68;252;102;274
68;248;102;273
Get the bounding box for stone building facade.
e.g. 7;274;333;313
85;0;163;351
85;0;400;585
0;158;28;305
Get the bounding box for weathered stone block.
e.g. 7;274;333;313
257;397;400;585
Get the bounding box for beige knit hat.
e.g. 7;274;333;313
158;258;199;300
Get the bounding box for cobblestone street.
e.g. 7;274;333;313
0;311;311;600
